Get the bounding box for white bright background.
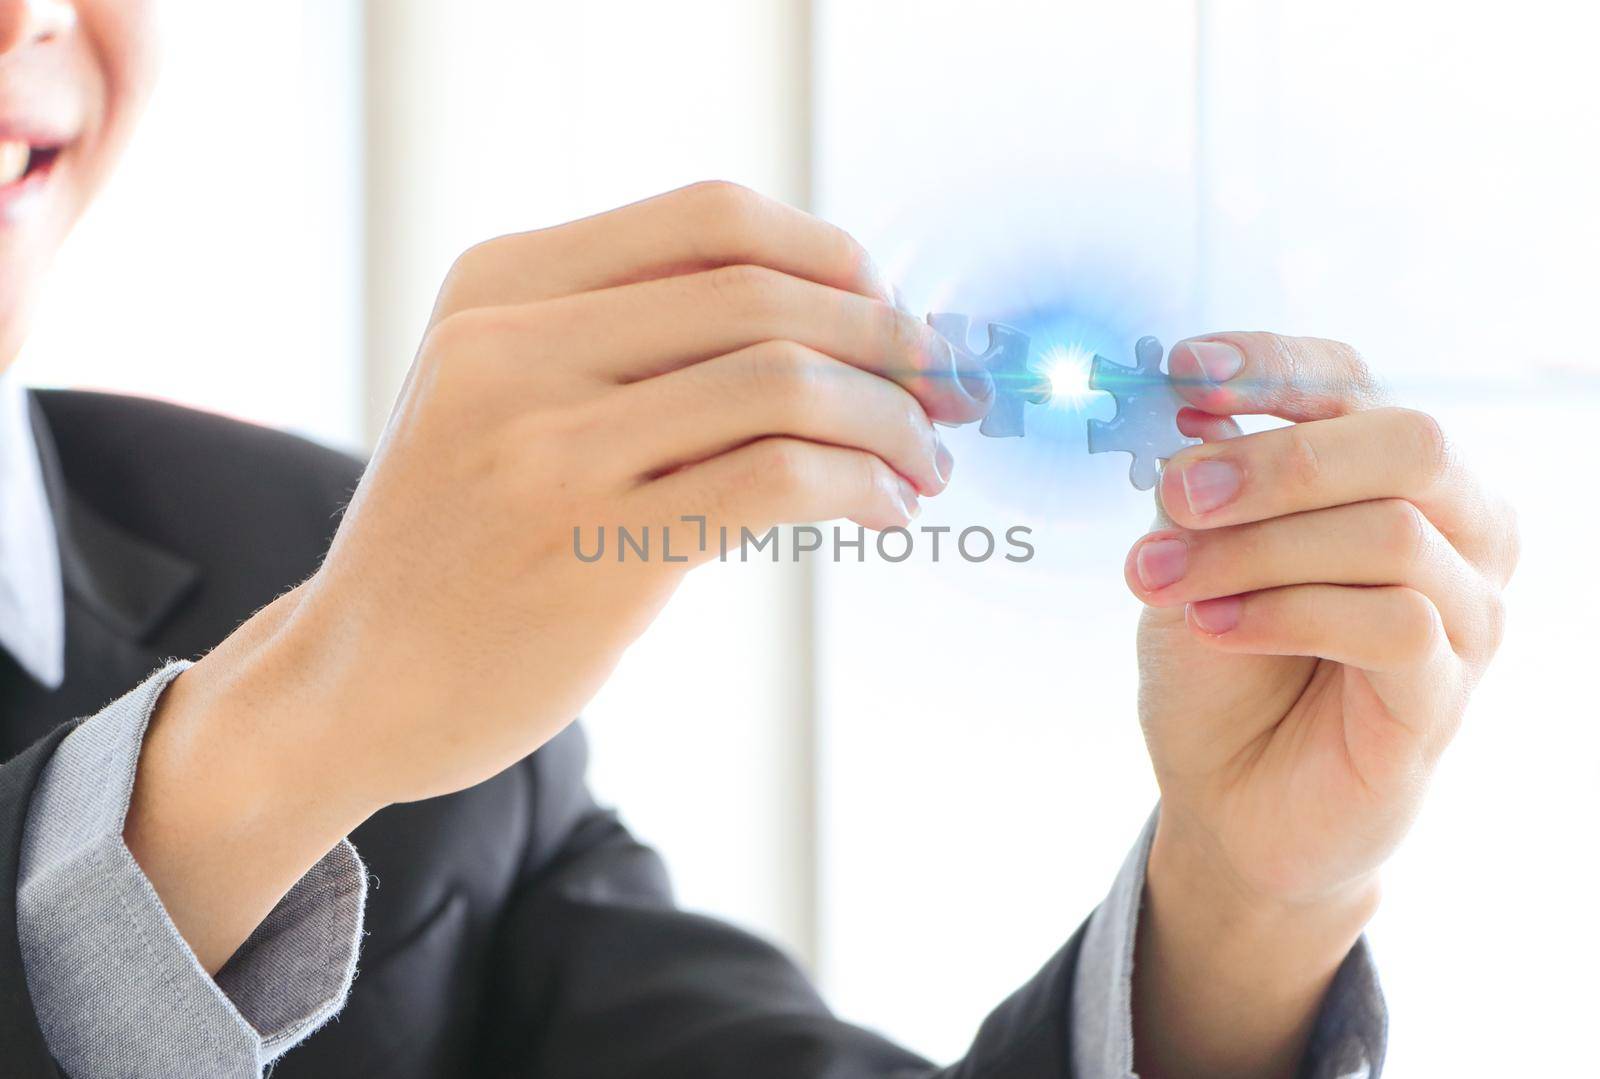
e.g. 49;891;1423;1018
814;4;1600;1076
13;1;365;448
16;2;1598;1075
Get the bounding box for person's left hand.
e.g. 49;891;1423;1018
1122;331;1518;1077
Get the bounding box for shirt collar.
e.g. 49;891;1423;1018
0;370;66;688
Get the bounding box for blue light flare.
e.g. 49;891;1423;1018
904;247;1197;526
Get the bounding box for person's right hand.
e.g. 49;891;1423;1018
124;182;993;971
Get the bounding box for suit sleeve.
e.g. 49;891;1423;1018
0;720;71;1078
478;725;1387;1079
1070;810;1386;1079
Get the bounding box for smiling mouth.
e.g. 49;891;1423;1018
0;140;63;190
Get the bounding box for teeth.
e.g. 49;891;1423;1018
0;141;30;186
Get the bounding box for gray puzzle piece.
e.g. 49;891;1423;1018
926;312;1042;438
1087;336;1201;490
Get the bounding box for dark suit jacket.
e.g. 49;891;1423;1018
0;391;1087;1077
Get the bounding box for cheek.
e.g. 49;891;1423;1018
81;0;162;137
48;0;159;223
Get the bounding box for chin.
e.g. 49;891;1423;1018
0;242;53;370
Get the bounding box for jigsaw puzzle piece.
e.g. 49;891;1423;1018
1087;336;1201;490
926;313;1042;437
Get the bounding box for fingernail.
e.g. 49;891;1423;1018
1185;340;1244;385
1190;596;1243;635
1135;537;1188;591
891;284;914;315
1180;459;1242;514
933;435;955;487
896;477;922;520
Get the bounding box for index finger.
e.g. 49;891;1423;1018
1166;331;1386;422
433;181;892;320
1158;407;1516;582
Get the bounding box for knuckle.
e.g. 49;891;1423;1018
1391;407;1451;484
1377;498;1433;571
415;306;546;404
1280;426;1324;489
753;438;810;495
1318;337;1380;404
442;238;493;287
1271;336;1318;412
753;341;826;423
418;308;492;370
710;440;787;516
689;178;761;220
1262;331;1303;373
696;181;764;252
1255;332;1381;413
1266;333;1333;416
688;180;879;300
706;263;783;315
1260;332;1310;392
435;238;506;314
1392;587;1446;662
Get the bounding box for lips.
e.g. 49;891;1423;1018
0;136;67;223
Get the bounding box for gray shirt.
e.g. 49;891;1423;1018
17;665;365;1077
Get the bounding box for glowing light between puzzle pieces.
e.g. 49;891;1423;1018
1038;344;1097;408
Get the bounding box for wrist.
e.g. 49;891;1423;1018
1132;810;1378;1078
145;614;380;841
123;588;378;971
1146;809;1379;981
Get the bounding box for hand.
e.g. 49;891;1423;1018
277;180;992;806
1123;332;1518;1077
124;182;993;970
